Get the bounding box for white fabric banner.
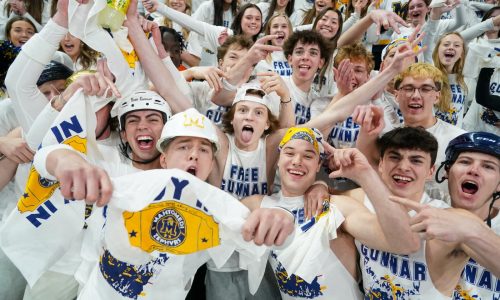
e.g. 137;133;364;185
78;169;269;300
0;89;99;287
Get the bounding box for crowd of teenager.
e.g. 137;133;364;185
0;0;499;299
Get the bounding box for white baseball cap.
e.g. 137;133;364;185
232;81;280;113
156;108;220;153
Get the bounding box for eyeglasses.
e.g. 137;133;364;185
398;85;437;97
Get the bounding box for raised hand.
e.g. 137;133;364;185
352;104;385;137
142;0;159;13
258;71;290;100
333;59;354;96
390;195;481;242
369;9;409;35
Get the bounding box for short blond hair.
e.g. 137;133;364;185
394;63;450;112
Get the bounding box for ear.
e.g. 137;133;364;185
316;160;322;172
218;59;224;69
378;156;384;174
265;120;270;131
433;91;441;105
160;153;168;169
287;54;292;64
318;57;325;69
427;164;436;181
120;129;126;141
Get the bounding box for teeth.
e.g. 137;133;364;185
393;175;412;182
289;170;305;175
137;136;153;142
409;104;422;108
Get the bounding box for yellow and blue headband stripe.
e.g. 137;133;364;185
279;127;325;159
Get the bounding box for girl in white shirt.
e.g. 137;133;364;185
432;32;468;128
254;13;293;76
0;0;51;40
59;33;99;71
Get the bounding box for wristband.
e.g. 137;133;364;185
221;78;238;92
280;97;292;104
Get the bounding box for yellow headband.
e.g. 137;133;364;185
279;127;325;159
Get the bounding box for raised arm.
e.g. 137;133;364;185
337;10;408;48
211;35;281;106
4;1;69;133
306;39;423;133
125;0;192;113
329;147;420;253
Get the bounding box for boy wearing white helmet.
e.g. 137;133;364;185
113;90;172;170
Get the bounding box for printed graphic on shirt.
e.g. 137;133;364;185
480;108;499;126
273;61;292;77
124;179;220;254
221;165;268;198
205;105;230;125
18;116;87;213
436;84;464;125
359;243;427;299
272;252;325;299
99;249;169;299
327;116;359;149
295;103;311;125
452;258;500;300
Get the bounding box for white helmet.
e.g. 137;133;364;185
112;90;172;129
156;108;220;153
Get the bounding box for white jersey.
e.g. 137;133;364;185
254;51;293;78
188;80;229;126
427;118;466;171
453;214;500;300
283;76;330;125
261;193;362;299
435;74;466;128
357;194;451;299
221;134;268;200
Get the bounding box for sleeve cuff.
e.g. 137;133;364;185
33;144;85;181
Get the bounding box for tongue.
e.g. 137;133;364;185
241;130;253;143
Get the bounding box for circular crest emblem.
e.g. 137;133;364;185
150;208;186;247
38;174;57;188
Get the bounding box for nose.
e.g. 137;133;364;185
188;148;199;161
398;158;411;171
292;154;302;166
467;162;480;176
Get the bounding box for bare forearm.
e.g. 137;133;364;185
307;67;396;132
463;222;500;278
0;158;17;191
126;19;192;113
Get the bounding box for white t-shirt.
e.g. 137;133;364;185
435;74;466;128
453;214;500;299
283;76;330;125
254;51;293;78
357;193;451;299
221;134;269;200
262;192;362;299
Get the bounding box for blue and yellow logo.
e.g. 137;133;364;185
124;200;219;255
150;208;186;248
17;135;87;213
